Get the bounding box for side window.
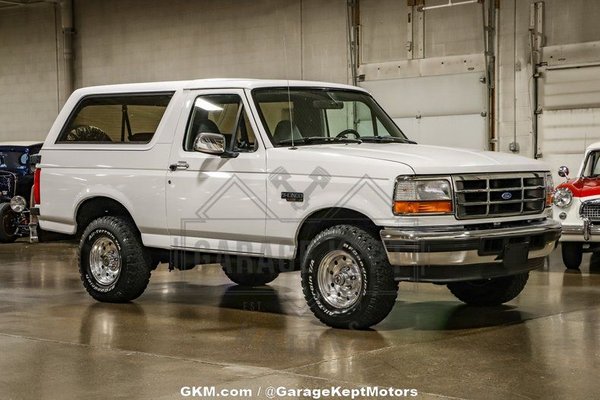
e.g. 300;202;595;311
56;93;173;144
184;94;257;152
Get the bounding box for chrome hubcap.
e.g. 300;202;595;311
317;250;364;309
89;237;121;286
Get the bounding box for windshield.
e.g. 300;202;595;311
252;88;411;147
583;151;600;177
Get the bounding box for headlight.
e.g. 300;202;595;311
394;178;453;214
10;196;27;213
553;187;572;208
545;172;554;207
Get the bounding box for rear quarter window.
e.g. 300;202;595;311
56;93;174;144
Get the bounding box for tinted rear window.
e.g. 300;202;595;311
56;93;173;144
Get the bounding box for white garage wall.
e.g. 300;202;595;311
0;5;59;142
74;0;348;87
358;0;600;158
538;63;600;183
0;0;348;142
359;69;488;150
360;0;483;63
359;1;487;150
2;0;600;152
496;0;600;158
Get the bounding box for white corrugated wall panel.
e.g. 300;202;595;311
538;65;600;182
394;114;487;151
360;71;487;150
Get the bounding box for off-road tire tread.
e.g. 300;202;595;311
0;203;18;243
447;272;530;306
301;225;398;329
561;242;583;270
79;216;151;303
222;263;280;287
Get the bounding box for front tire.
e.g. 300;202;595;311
79;216;151;302
222;258;280;287
561;242;583;270
447;272;529;306
0;203;18;243
301;225;398;329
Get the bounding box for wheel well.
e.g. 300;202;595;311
75;197;137;237
294;208;380;268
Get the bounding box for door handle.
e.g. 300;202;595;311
169;161;189;171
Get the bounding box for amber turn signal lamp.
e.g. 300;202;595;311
393;200;453;215
546;192;553;207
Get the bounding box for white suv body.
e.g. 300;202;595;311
36;79;560;329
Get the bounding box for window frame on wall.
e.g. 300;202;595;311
55;92;175;145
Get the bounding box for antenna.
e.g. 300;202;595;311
282;29;296;149
287;83;296;149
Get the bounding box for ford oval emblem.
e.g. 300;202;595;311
501;192;513;200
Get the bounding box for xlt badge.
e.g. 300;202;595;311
281;192;304;202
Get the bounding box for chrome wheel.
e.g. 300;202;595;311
89;236;121;286
317;250;364;309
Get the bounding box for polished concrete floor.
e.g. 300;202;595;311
0;241;599;400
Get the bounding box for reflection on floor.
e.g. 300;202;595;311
0;241;599;399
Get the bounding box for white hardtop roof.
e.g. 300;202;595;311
0;141;43;147
73;78;369;96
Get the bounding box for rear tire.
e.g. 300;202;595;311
301;225;398;329
561;242;583;270
79;216;151;302
447;272;530;306
222;258;280;287
0;203;18;243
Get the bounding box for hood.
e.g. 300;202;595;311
294;143;547;175
558;178;600;198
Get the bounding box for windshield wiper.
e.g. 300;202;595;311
278;136;362;146
360;136;417;144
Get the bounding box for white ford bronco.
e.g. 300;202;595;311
35;79;561;329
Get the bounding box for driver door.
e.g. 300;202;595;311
166;89;267;256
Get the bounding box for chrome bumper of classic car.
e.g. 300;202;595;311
561;218;600;241
381;219;561;266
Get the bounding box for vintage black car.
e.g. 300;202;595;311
0;141;43;242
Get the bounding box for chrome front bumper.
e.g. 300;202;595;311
380;219;561;267
561;218;600;241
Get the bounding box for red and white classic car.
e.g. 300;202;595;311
553;142;600;269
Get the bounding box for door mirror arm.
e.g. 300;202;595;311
220;150;239;159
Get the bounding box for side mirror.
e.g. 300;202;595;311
558;166;569;178
193;132;226;155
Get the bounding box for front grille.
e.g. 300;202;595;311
580;201;600;221
0;171;16;198
453;173;546;219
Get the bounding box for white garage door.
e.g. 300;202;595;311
538;65;600;182
360;71;488;150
